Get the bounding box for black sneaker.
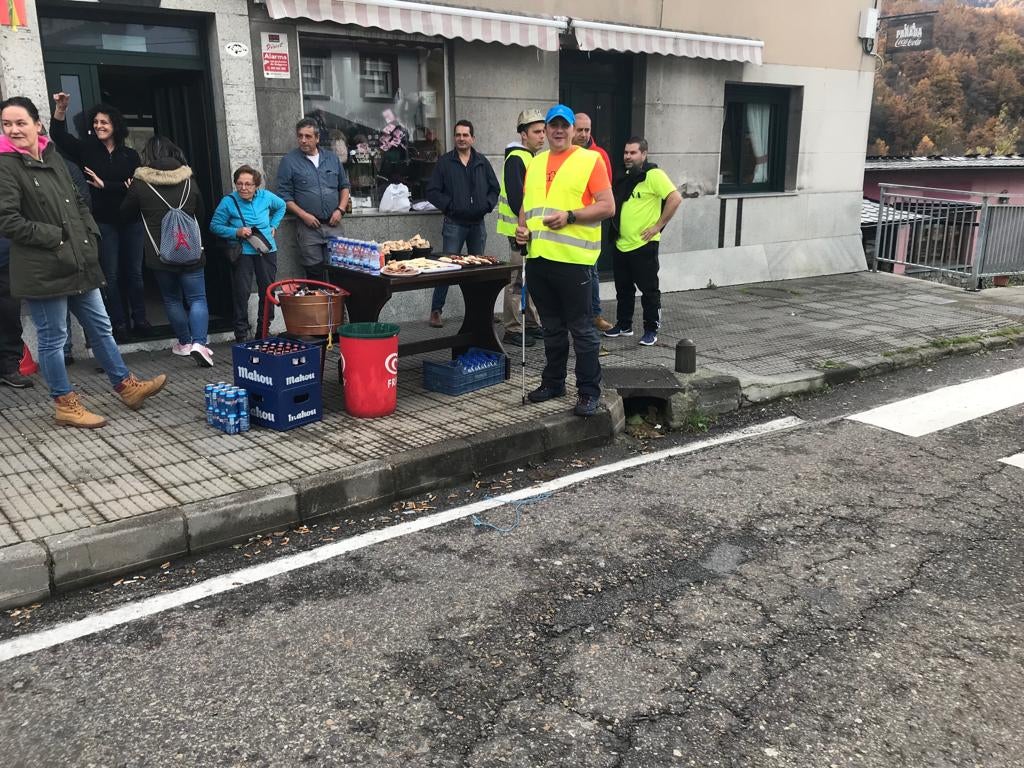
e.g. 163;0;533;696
574;394;600;417
526;326;544;339
503;332;535;347
527;384;566;403
604;325;633;338
0;371;34;388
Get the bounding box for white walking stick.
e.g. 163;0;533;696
521;271;528;405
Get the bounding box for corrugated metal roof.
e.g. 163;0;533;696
861;198;928;226
865;155;1024;171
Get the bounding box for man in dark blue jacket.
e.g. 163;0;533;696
277;118;351;282
425;119;500;327
0;237;33;387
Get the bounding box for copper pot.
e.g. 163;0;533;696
279;292;345;336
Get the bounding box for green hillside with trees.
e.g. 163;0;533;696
869;0;1024;155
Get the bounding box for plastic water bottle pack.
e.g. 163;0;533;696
205;382;251;434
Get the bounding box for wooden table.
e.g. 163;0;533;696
326;262;515;372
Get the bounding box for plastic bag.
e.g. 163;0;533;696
379;183;411;213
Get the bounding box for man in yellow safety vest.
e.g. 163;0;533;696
515;105;615;418
498;108;545;347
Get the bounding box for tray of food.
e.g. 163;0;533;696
380;262;421;277
380;233;432;261
437;254;502;267
401;257;462;273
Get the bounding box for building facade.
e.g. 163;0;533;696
1;0;876;328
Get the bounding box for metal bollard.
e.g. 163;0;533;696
675;338;696;373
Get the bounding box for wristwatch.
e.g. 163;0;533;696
566;210;577;225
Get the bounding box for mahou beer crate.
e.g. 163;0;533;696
232;337;323;430
246;385;322;431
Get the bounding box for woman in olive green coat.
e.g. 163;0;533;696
0;96;166;428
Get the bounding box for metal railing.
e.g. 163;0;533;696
872;183;1024;287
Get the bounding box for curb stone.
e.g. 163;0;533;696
0;542;50;610
294;459;394;524
183;484;298;554
45;509;188;593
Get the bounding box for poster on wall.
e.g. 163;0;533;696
2;1;29;31
261;32;290;79
886;14;934;54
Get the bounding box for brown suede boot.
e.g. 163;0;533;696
116;373;167;411
54;393;107;429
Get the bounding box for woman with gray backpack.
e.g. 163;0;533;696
121;136;211;367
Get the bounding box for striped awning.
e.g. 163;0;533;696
572;19;763;64
264;0;566;51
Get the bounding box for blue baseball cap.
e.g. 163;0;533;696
545;104;575;126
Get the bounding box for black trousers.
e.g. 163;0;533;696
613;241;661;332
525;257;601;397
231;251;278;339
0;261;24;374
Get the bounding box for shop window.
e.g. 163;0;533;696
719;84;792;194
300;35;446;211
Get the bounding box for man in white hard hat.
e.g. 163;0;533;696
498;109;545;346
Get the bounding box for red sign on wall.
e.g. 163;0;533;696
2;0;28;30
261;32;290;80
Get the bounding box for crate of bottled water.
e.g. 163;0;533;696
205;382;250;434
328;237;383;274
422;347;506;395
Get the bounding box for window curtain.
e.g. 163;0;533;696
746;103;770;183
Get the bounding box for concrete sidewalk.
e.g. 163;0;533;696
2;271;1023;608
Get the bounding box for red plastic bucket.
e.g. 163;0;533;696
338;322;400;418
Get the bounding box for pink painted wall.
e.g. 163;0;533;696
864;168;1024;200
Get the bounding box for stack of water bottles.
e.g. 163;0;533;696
205;382;250;434
328;237;383;274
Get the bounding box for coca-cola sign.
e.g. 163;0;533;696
887;15;934;54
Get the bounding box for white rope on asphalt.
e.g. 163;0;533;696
0;416;804;664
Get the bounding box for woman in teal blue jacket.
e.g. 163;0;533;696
211;165;286;340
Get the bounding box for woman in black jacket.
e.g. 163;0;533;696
121;136;212;367
50;92;151;341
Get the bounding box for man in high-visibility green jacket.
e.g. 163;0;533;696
498;108;545;347
515;105;615;418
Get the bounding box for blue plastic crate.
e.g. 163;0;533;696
232;337;321;394
422;347;506;396
247;383;322;431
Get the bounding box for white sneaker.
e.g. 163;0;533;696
190;343;214;368
171;342;192;357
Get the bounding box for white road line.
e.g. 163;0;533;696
999;452;1024;470
0;416;803;664
847;367;1024;437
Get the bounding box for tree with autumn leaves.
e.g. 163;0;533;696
870;0;1024;155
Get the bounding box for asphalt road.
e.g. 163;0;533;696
3;346;1024;767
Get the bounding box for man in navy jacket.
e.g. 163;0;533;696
277;118;351;282
425;119;499;327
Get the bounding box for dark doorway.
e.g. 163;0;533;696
559;50;637;272
40;11;230;338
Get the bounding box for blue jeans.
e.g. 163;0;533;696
25;289;131;398
431;219;487;313
98;220;146;329
590;265;602;318
153;268;209;345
